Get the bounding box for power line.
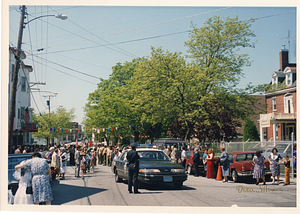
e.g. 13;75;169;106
26;57;98;85
32;54;101;79
33;30;188;55
45;7;233;50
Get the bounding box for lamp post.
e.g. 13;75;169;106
8;5;67;153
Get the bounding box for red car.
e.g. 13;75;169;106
185;150;218;177
227;151;272;182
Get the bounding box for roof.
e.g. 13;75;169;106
227;151;256;155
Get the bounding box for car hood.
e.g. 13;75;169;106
139;160;183;169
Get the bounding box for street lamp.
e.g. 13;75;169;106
8;5;67;153
24;14;68;25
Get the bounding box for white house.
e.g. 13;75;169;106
9;47;34;145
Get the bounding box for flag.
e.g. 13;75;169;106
89;139;92;147
22;107;30;123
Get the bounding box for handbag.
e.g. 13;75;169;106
26;186;33;194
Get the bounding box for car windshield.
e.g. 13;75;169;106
138;151;170;161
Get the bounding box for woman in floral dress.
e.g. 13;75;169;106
15;152;53;205
268;148;284;184
253;150;266;185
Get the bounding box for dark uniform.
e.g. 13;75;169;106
193;151;200;177
126;149;140;193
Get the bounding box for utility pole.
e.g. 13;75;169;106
43;93;57;147
8;5;26;154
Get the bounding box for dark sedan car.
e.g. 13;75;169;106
111;148;188;188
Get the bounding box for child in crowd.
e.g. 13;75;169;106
283;155;290;186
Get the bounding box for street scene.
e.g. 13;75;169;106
3;2;298;213
50;163;297;207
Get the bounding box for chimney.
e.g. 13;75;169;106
279;45;289;71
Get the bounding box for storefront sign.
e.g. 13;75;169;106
22;122;38;132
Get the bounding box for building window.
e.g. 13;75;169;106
284;94;294;113
286;73;292;86
21;76;26;92
272;76;277;85
272;98;277;111
18;108;20;119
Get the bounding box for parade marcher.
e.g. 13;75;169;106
13;160;34;204
50;149;60;181
99;145;104;164
206;148;215;179
86;148;92;172
90;148;97;173
268;148;284;184
97;145;101;164
60;147;67;180
181;146;187;168
15;152;53;205
219;147;230;183
252;150;266;185
69;145;75;166
193;148;200;177
203;148;208;177
102;146;107;166
126;143;140;194
81;153;88;175
283;155;290;186
171;145;179;164
75;146;81;177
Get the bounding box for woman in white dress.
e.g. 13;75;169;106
60;147;67;179
13;160;34;205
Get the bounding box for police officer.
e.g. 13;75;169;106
126;142;140;194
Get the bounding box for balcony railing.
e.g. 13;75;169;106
272;112;296;120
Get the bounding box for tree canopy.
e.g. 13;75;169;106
84;15;263;144
33;107;76;144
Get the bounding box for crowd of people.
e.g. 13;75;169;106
10;142;297;205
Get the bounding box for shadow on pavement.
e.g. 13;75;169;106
117;180;195;191
51;183;107;205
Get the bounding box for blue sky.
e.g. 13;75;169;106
7;4;297;124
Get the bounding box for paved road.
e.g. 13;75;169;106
51;164;296;207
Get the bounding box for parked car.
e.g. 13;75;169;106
111;148;188;188
152;138;187;150
185;150;219;176
8;153;33;195
227;151;272;182
262;142;296;159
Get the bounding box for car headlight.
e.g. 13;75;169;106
139;169;160;173
171;169;186;173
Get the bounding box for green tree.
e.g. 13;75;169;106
242;118;260;141
33;107;76;146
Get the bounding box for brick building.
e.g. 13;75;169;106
260;46;296;142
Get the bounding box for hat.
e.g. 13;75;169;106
87;147;92;152
130;142;137;149
50;147;54;151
